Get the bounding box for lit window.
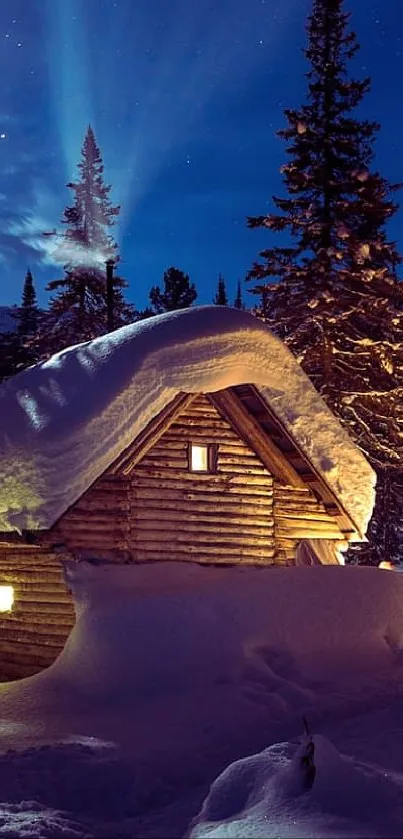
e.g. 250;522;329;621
190;444;209;471
189;443;217;473
0;585;14;612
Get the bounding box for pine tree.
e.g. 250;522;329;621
234;280;244;310
247;0;403;564
213;274;228;306
149;267;197;314
43;126;132;351
19;268;38;337
54;125;119;267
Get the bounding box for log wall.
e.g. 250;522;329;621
0;543;75;681
50;392;346;567
51;475;131;561
127;394;277;565
274;483;344;563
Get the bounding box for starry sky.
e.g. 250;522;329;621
0;0;401;311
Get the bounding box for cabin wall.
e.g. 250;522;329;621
50;475;131;561
0;543;75;682
274;484;343;563
50;393;346;567
127;394;277;565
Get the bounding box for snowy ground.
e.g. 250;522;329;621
1;561;403;837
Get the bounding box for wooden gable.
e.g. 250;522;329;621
47;386;351;566
117;393;276;565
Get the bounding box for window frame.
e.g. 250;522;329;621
188;441;218;473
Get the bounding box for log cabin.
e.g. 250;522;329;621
0;306;375;680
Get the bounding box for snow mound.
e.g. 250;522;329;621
190;734;403;838
1;563;403;770
0;563;402;836
0;305;374;534
0;801;85;838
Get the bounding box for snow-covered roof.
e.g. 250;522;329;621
0;305;375;535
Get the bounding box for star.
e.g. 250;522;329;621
0;134;6;140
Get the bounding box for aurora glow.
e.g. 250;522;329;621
0;0;401;309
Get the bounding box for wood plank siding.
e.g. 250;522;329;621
127;394;276;565
49;389;348;565
0;544;75;681
274;484;344;563
50;475;132;561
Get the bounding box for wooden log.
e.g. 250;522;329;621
275;509;338;527
11;600;75;615
167;427;239;442
216;464;271;477
131;539;275;557
133;480;273;497
136;508;273;527
134;520;274;539
0;568;67;579
133;552;275;566
132;488;273;507
217;453;270;466
138;456;190;469
276;517;341;533
3;614;74;629
0;626;70;646
133;469;274;488
3;583;73;598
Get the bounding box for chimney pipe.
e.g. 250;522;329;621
106;259;115;332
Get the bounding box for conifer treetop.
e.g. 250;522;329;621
248;0;401;307
56;125;120;269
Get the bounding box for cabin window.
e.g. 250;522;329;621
0;585;14;612
189;443;217;473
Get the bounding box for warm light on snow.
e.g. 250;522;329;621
0;585;14;612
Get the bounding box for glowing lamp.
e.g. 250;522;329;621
0;585;14;612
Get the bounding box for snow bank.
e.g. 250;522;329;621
0;306;374;534
1;563;403;766
190;734;403;838
0;563;402;836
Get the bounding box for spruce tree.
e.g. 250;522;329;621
234;280;244;310
43;126;133;351
19;268;38;337
213;274;228;306
149;267;197;314
247;0;403;564
55;125;119;266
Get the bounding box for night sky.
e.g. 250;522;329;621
0;0;401;311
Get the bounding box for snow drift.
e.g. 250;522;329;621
1;562;403;766
190;734;403;839
0;563;403;836
0;306;374;534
